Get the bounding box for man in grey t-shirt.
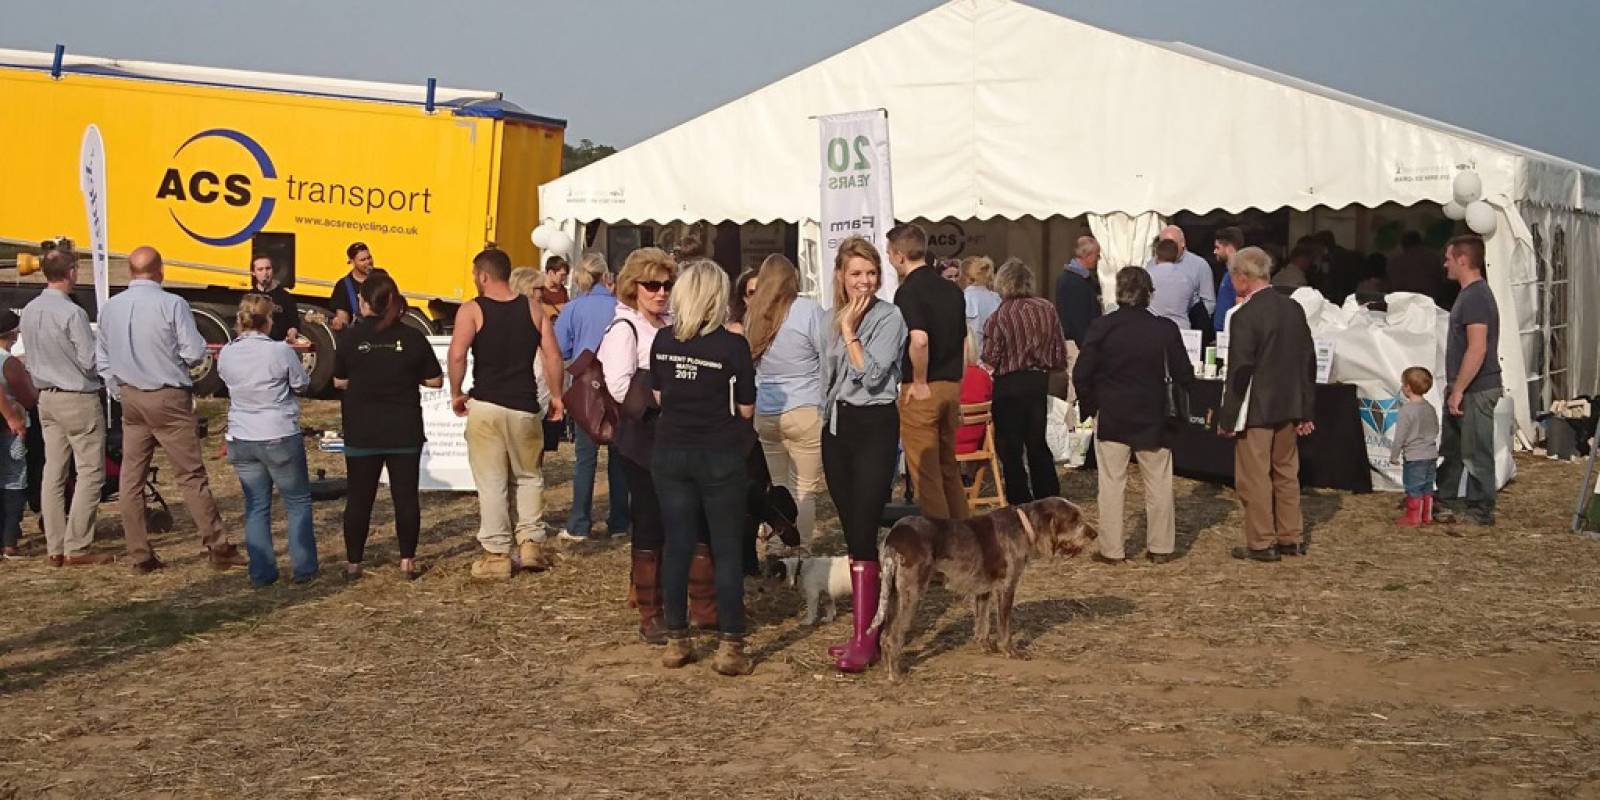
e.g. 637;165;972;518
1435;235;1500;525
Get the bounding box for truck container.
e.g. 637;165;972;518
0;48;565;394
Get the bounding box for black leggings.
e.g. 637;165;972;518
993;370;1060;505
344;452;421;563
822;403;900;562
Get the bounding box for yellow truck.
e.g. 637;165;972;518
0;48;564;394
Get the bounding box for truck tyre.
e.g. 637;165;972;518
296;313;339;398
401;308;436;337
189;304;233;396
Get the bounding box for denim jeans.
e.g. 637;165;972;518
567;425;630;536
1401;460;1437;498
1437;389;1499;515
228;435;317;586
651;446;749;636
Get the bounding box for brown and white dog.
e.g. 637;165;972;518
868;497;1098;680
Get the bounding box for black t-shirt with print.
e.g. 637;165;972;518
333;323;443;449
895;265;967;383
648;327;756;451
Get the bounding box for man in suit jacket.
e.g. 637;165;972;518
1218;247;1317;562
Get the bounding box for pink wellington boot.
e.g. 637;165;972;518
1421;494;1435;525
834;561;881;674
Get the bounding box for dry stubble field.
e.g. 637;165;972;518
0;398;1597;799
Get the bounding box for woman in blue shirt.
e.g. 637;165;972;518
742;255;825;547
218;294;315;587
819;237;908;674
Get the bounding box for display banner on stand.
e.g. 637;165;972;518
412;336;475;491
817;109;895;307
77;124;110;312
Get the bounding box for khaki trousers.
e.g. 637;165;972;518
899;380;970;520
465;400;546;553
119;387;226;562
39;391;106;557
754;405;824;545
1093;436;1174;559
1234;423;1303;551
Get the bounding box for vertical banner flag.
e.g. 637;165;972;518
817;109;895;307
77;125;110;312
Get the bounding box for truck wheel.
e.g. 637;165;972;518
189;304;233;396
401;308;436;337
296;312;339;398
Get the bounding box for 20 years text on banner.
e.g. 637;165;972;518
817;109;895;307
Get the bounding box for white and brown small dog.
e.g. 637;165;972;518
767;555;852;625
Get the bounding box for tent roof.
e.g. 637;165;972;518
540;0;1597;224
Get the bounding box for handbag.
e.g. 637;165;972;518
560;319;637;445
1164;359;1190;424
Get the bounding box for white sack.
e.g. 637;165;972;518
1293;288;1515;492
1045;396;1092;467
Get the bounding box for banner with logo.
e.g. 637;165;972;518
77;125;110;312
413;336;474;491
817;110;895;307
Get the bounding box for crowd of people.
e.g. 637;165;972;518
1;221;1505;678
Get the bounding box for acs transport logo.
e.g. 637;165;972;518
156;128;277;248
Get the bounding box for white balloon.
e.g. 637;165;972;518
1465;200;1497;237
530;225;553;249
545;230;574;254
1452;171;1483;205
1443;200;1467;221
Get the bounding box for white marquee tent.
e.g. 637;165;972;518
540;0;1600;439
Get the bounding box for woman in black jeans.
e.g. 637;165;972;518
980;258;1069;505
332;272;443;580
819;237;908;674
649;260;757;676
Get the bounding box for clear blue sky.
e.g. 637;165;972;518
5;0;1597;166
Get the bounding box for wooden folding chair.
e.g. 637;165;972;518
956;402;1007;511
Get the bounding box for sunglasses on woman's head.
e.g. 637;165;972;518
638;280;673;292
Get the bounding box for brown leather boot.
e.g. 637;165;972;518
688;543;718;630
631;549;667;645
711;634;753;676
661;630;695;669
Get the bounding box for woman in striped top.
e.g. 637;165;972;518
980;259;1069;505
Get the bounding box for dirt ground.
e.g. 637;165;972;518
1;398;1597;799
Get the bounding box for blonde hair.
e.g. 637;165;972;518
831;237;882;324
235;293;275;334
617;247;675;309
994;258;1035;298
960;256;995;290
743;254;799;360
574;251;609;293
1228;246;1273;283
509;266;542;298
671;260;730;341
964;325;980;366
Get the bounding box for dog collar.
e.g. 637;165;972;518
1016;509;1038;549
